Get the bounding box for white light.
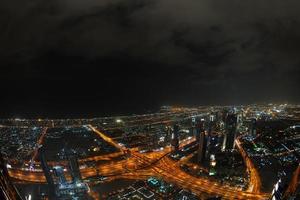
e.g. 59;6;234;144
76;183;82;187
211;161;216;167
116;119;122;123
6;164;12;169
275;182;279;191
26;194;32;200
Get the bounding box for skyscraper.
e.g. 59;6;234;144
66;150;82;183
39;146;90;200
196;119;207;163
222;113;237;150
39;146;56;199
250;118;257;136
191;116;196;137
171;124;179;152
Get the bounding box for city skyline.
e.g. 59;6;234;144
1;1;300;200
0;104;299;199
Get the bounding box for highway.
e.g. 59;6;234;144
235;138;262;194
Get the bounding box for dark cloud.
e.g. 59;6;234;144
0;0;300;117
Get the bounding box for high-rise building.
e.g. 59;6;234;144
208;120;213;136
222;113;237;150
209;114;215;122
206;118;213;154
250;118;257;136
39;146;56;199
190;116;197;138
196;119;207;163
0;153;23;200
171;124;180;152
39;146;90;200
66;150;82;183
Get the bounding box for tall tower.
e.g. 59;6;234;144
191;116;196;137
171;124;180;152
250;118;257;136
39;145;90;200
39;146;56;199
223;113;237;150
196;119;207;163
67;150;82;183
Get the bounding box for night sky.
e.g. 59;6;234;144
1;0;300;118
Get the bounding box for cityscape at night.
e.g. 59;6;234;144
1;0;300;200
0;104;300;199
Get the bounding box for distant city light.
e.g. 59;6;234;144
116;119;122;123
